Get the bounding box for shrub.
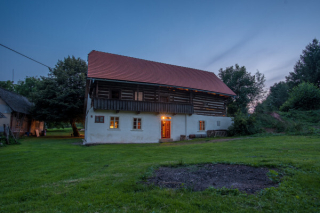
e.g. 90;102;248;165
228;111;262;136
280;82;320;111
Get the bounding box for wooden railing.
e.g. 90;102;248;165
93;98;194;114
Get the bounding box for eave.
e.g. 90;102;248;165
87;77;236;98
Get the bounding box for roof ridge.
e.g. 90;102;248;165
89;50;219;77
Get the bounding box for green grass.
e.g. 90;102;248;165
45;128;84;137
1;135;320;212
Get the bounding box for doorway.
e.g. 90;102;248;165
161;120;171;138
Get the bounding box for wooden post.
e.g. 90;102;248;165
9;128;17;143
96;81;99;98
3;124;9;144
189;91;193;104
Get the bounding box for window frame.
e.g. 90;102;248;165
132;117;142;130
95;116;104;123
199;120;206;131
109;116;120;129
134;91;143;101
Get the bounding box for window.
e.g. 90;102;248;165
135;91;143;101
217;121;220;126
111;90;120;99
95;116;104;123
110;117;119;129
133;118;142;129
160;96;169;102
199;120;205;131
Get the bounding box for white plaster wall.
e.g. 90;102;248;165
85;108;162;143
185;114;233;136
84;104;233;144
84;94;91;142
0;98;12;114
0;114;11;132
0;98;12;132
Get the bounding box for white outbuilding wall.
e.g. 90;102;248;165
84;99;233;144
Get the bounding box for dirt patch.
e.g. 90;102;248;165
270;112;283;122
145;164;279;194
264;128;276;133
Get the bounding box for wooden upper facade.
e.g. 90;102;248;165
87;80;229;116
86;51;235;116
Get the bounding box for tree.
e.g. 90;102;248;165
262;81;289;111
0;80;15;91
218;64;265;115
31;56;87;136
286;38;320;89
15;76;41;102
280;82;320;111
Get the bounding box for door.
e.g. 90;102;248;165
161;120;171;138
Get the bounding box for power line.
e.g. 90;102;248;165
0;43;52;70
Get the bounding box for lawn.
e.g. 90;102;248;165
0;133;320;212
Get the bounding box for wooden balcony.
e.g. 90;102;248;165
93;98;194;114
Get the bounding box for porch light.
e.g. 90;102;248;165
162;116;165;119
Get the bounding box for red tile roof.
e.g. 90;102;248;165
87;51;236;96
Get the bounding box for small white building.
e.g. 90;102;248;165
0;87;44;136
84;51;236;144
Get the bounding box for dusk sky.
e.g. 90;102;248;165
1;0;319;88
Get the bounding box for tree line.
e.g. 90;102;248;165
256;38;320;113
217;38;320;116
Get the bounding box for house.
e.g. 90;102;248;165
84;51;236;144
0;87;44;136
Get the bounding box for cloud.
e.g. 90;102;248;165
263;57;297;74
205;30;261;68
263;57;299;87
267;74;286;84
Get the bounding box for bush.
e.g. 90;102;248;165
228;111;262;136
279;110;320;124
280;82;320;111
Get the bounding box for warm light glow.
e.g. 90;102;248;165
161;116;171;120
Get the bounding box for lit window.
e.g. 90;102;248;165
133;118;142;129
134;91;143;101
199;120;205;130
110;117;119;128
95;116;104;123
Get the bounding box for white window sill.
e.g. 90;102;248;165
131;129;143;131
108;128;121;131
